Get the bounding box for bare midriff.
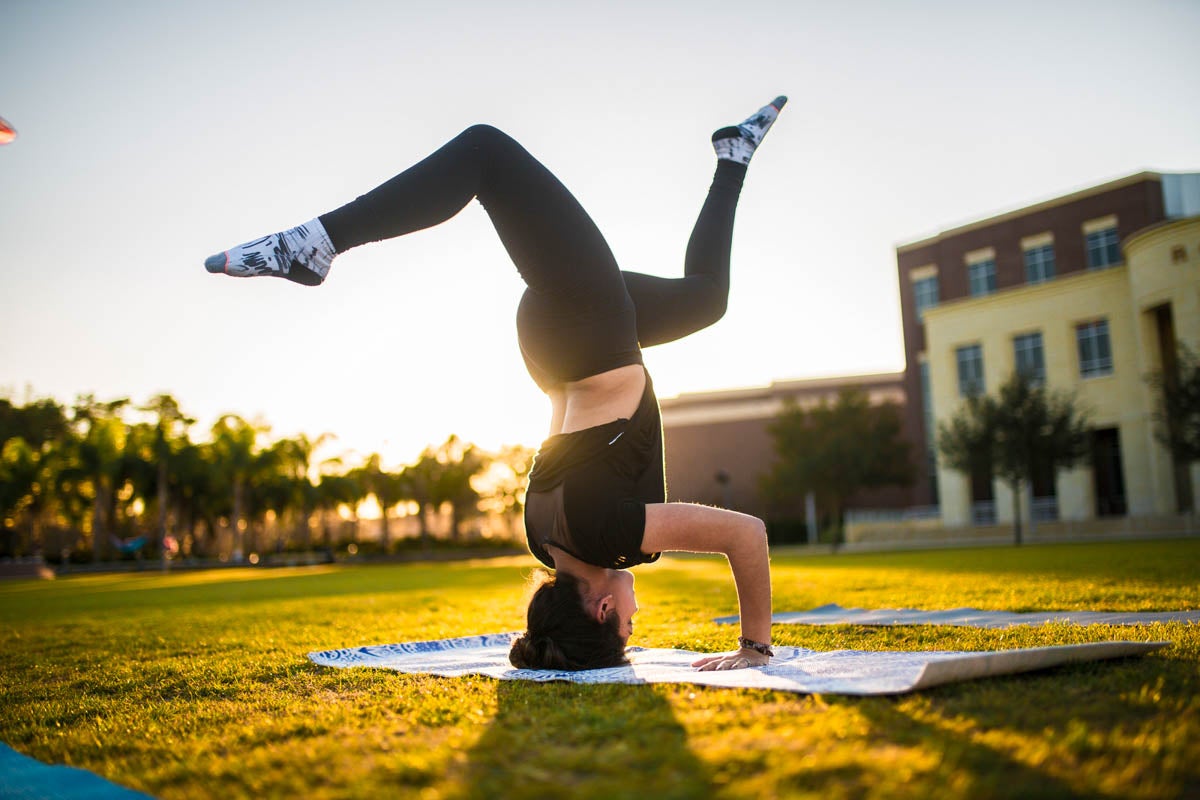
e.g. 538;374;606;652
546;364;646;437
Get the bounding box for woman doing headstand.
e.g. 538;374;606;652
206;97;787;672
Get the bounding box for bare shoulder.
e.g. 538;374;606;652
642;502;766;556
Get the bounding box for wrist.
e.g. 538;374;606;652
737;636;774;658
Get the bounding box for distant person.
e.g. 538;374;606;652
206;98;786;672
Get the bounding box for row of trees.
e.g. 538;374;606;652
0;392;534;563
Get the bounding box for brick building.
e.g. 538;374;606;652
898;171;1200;526
660;372;911;520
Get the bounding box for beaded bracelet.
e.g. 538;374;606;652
738;636;774;658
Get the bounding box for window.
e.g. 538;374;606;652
1086;227;1120;269
967;259;996;297
1076;320;1113;377
1013;332;1045;384
956;344;985;396
913;275;939;320
1024;244;1056;283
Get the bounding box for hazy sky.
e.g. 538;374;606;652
2;0;1198;468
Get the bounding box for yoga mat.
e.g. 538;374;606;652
713;604;1200;628
308;634;1166;696
0;743;155;800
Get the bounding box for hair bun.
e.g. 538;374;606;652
509;631;566;670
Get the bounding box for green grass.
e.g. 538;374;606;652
1;539;1198;799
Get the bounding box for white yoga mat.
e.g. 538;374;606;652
713;604;1200;628
308;634;1166;696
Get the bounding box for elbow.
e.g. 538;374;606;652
738;515;768;554
752;516;768;549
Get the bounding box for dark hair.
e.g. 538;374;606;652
509;571;628;671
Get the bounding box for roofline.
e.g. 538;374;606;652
660;371;906;408
1124;213;1200;250
896;171;1163;254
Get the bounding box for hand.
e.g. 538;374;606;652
692;648;770;671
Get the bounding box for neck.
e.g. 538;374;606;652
547;544;609;586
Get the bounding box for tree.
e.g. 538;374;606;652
70;396;131;560
314;470;363;548
209;415;266;561
428;435;487;541
938;371;1091;545
359;454;410;551
761;389;914;539
477;444;535;538
139;394;194;569
1149;343;1200;465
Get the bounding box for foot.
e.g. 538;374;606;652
712;96;787;165
205;219;335;286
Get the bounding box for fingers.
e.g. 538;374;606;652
692;654;756;671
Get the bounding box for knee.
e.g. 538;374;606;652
695;282;729;328
461;123;516;151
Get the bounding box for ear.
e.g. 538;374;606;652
593;593;615;624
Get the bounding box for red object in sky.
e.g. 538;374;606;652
0;117;17;144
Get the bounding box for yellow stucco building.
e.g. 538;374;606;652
924;212;1199;530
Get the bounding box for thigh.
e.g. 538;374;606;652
620;271;729;348
475;127;627;307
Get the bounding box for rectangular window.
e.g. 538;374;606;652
1076;320;1113;377
1013;332;1045;384
1086;227;1120;269
967;259;997;297
1024;244;1056;284
956;344;985;396
913;275;939;320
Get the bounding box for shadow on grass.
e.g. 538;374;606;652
823;649;1197;799
451;680;715;800
831;692;1089;799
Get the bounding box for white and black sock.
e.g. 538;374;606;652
712;96;787;166
205;218;336;286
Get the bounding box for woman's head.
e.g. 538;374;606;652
509;569;634;671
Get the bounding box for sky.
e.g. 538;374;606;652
2;0;1198;470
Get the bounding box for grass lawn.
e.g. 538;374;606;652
1;538;1198;799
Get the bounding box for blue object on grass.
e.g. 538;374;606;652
0;743;155;800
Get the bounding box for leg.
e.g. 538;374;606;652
207;125;629;307
621;159;745;347
206;125;643;387
320;125;627;306
623;96;786;347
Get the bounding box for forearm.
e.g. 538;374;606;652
726;519;772;644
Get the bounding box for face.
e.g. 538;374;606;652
605;570;639;642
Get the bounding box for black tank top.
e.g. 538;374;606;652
524;370;665;570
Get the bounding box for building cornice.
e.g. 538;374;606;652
660;371;906;409
897;171;1162;254
1123;214;1200;251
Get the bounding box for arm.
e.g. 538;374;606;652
641;502;772;670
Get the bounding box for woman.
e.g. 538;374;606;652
206;97;786;672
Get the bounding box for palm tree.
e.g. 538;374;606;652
315;470;364;548
140;394;194;569
209;414;264;561
360;454;410;551
71;396;130;561
429;435;487;541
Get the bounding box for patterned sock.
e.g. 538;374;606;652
204;218;336;286
712;96;787;166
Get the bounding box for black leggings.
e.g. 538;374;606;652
319;125;746;391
